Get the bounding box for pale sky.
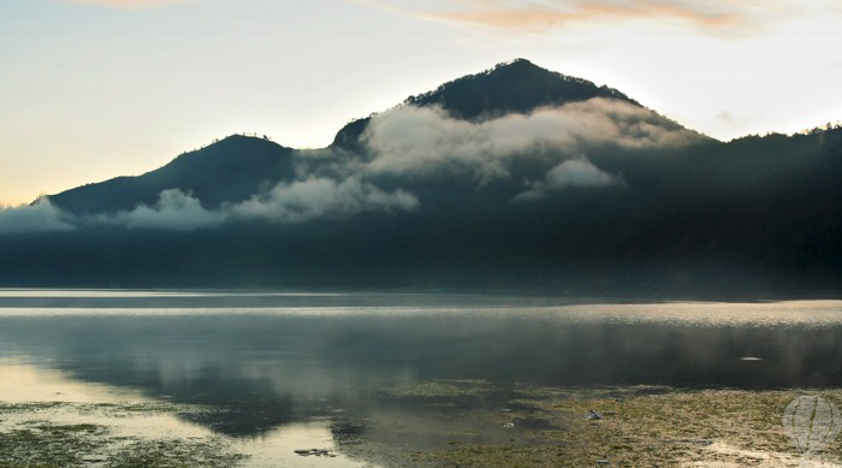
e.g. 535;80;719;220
2;0;841;206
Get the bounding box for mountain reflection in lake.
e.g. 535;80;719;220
1;291;842;441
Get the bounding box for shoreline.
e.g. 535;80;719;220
2;384;841;467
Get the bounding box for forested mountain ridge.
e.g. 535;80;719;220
1;59;841;294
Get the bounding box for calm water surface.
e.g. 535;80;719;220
1;290;842;466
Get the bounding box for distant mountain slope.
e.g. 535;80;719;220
332;58;645;151
50;135;294;215
3;59;842;293
51;58;663;216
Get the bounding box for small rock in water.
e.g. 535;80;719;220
502;422;515;429
587;410;603;421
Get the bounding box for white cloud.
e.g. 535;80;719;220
230;176;419;224
0;199;75;234
361;98;700;180
101;189;225;231
0;177;419;233
86;177;419;231
0;98;702;232
514;158;621;201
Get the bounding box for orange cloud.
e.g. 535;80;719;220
58;0;197;8
354;0;788;35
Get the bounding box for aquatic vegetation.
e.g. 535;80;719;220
337;383;842;467
105;440;247;468
0;402;247;468
0;422;108;467
3;384;842;467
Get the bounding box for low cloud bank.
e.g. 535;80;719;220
233;176;419;224
361;98;697;180
99;189;226;231
4;178;419;233
3;98;697;233
103;177;417;231
0;199;75;234
514;158;621;201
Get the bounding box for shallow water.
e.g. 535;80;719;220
1;290;842;466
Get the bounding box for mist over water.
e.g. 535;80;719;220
0;291;841;441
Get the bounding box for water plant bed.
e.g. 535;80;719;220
337;383;842;468
2;385;842;467
0;402;246;468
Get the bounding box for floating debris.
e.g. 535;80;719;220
739;357;763;361
294;448;337;457
587;410;603;421
502;422;515;429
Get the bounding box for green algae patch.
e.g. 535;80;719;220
0;423;108;468
6;384;842;467
339;383;842;468
105;440;247;468
382;380;497;399
0;402;248;468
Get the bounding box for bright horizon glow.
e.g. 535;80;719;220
1;0;841;205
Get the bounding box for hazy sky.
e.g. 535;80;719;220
2;0;841;205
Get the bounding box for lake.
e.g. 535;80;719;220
1;290;841;467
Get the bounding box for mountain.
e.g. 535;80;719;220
332;58;645;151
50;135;294;215
50;58;680;216
2;59;842;294
406;58;639;117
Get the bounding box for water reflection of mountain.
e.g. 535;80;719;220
1;310;842;437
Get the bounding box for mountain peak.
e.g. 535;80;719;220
171;134;288;163
487;57;543;73
404;58;639;120
215;133;281;145
332;59;641;150
49;134;295;215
